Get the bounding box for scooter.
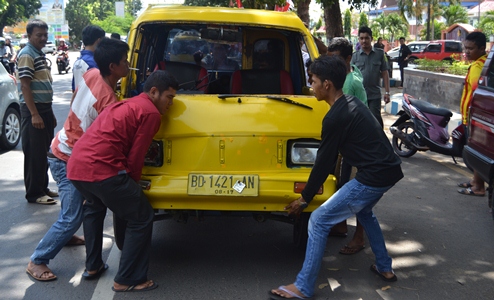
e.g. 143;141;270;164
0;56;11;74
389;94;465;163
55;50;70;74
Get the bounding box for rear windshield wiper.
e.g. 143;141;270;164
218;95;313;110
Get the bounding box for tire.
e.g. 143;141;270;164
113;213;127;250
293;212;310;250
392;121;418;158
408;57;417;65
0;107;21;150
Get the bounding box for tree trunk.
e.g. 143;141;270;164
297;0;311;27
426;1;431;41
324;2;343;42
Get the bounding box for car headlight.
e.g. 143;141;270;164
288;140;320;167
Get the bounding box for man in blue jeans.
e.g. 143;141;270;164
26;38;130;281
270;55;403;299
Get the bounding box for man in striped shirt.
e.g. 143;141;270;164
17;19;57;205
26;38;130;281
458;32;487;197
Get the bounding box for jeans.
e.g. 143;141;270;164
30;157;84;265
294;179;393;297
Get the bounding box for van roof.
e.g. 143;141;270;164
135;5;309;33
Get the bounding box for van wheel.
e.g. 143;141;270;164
293;212;310;250
0;107;21;150
113;213;127;250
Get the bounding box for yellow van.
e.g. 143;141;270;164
117;5;336;248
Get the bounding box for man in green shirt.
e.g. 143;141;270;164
351;26;390;128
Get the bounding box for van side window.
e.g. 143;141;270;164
426;44;441;52
487;61;494;89
445;42;461;52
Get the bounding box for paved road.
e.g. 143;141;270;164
1;54;493;299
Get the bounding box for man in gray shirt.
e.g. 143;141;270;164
351;26;390;128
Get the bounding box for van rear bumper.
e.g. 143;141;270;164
463;145;494;185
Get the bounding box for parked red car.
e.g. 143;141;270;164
462;47;494;216
409;40;463;63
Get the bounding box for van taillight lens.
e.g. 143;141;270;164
144;140;163;166
479;75;487;87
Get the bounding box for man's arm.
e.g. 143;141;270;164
126;114;161;182
381;53;390;103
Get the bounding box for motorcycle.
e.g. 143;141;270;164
389;94;465;163
0;56;11;74
54;50;70;74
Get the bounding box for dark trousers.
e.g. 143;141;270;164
399;61;408;87
21;103;54;202
367;98;384;128
72;174;154;286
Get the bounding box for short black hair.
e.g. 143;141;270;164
358;26;373;38
111;33;121;40
399;37;405;41
26;19;48;35
94;38;129;77
327;37;353;60
82;25;105;46
466;32;486;49
144;70;179;94
309;55;347;90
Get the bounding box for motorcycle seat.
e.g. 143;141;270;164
409;99;452;117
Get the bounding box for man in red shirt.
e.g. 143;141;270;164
67;70;178;292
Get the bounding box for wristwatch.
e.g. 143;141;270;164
385;92;390;95
299;200;308;209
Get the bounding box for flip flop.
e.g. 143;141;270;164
26;265;57;281
269;286;310;299
112;280;158;292
457;182;472;188
339;245;365;255
82;263;108;280
34;195;57;205
458;187;485;197
370;264;397;282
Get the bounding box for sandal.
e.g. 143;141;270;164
457;182;472;188
458;187;485;197
26;263;57;281
32;195;57;205
339;245;365;255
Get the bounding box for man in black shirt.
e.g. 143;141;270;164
270;55;403;299
397;37;412;88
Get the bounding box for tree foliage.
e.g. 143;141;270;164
66;0;142;43
398;0;457;40
419;19;445;40
344;9;351;38
479;11;494;37
441;4;468;27
358;11;368;29
0;0;42;36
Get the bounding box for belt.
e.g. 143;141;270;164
47;152;57;159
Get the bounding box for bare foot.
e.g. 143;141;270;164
66;234;85;246
270;284;307;299
26;261;57;281
113;279;157;292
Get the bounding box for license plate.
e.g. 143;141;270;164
187;174;259;196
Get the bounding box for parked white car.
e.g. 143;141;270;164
41;41;57;54
388;41;429;62
0;63;20;150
